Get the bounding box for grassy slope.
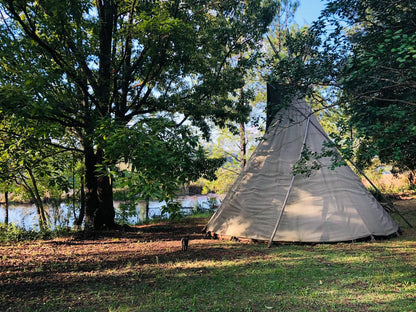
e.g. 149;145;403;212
1;200;416;312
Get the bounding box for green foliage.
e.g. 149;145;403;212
191;197;219;215
0;113;81;228
362;159;412;194
0;224;41;242
206;197;219;213
320;0;416;172
99;117;226;204
200;166;239;195
197;121;265;195
267;25;339;104
291;143;346;177
0;223;74;242
0;0;277;227
160;200;183;222
115;202;137;225
192;201;206;214
291;145;323;177
267;0;416;177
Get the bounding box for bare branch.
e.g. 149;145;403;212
360;96;416;106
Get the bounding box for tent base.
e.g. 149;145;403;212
205;230;401;246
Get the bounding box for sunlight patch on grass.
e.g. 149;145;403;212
2;212;416;312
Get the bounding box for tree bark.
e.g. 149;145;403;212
71;153;76;220
240;122;247;169
83;142;99;230
4;191;8;225
145;199;150;221
94;148;115;229
82;0;116;230
96;0;115;117
83;142;115;230
75;174;86;229
96;174;115;229
27;168;47;229
409;170;416;189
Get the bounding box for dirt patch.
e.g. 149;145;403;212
1;198;415;311
392;197;416;212
0;217;267;310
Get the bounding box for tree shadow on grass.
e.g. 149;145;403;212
1;213;416;311
2;241;416;312
1;241;266;311
68;217;209;242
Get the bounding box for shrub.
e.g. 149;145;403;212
160;200;183;222
192;201;205;214
0;223;75;242
115;201;138;224
207;197;220;213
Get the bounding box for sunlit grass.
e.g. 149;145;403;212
1;213;416;311
101;241;416;312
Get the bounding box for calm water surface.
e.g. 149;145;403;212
0;194;221;230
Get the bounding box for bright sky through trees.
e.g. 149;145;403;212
295;0;328;25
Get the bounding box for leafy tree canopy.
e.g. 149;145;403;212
267;0;416;182
321;0;416;175
0;0;277;228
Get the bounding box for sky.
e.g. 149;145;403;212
294;0;328;26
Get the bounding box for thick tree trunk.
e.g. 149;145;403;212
96;174;115;229
71;153;76;220
83;143;99;230
85;0;116;230
83;143;115;230
75;175;86;229
94;148;115;229
409;170;416;188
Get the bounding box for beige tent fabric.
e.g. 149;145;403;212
206;98;399;242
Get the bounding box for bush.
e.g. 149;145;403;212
207;197;219;213
160;200;183;222
0;223;41;242
192;201;205;214
0;223;75;242
115;201;138;224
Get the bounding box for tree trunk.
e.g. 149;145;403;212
240;122;247;169
71;153;76;220
409;170;416;189
4;191;8;225
94;148;115;229
96;174;115;229
75;174;86;229
83;143;99;230
27;168;47;229
145;199;150;221
86;0;116;230
83;143;115;230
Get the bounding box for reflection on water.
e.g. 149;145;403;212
0;194;221;230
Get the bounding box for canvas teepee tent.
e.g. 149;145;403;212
205;85;399;243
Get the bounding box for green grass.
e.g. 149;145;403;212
2;199;416;312
116;243;416;312
4;238;415;312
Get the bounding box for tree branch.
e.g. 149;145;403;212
5;2;97;108
360;96;416;106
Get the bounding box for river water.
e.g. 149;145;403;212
0;194;221;230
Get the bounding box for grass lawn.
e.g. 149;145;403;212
1;197;416;312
